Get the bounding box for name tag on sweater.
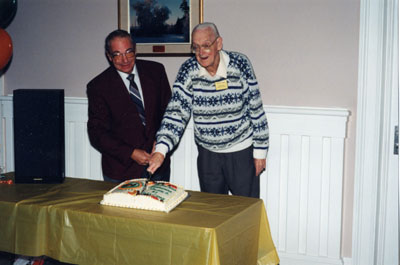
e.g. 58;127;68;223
215;80;228;90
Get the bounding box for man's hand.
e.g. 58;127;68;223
254;158;266;176
131;149;151;165
147;152;165;174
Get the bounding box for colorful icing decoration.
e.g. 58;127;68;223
100;178;188;213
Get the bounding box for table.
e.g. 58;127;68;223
0;177;279;265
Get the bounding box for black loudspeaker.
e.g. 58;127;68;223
13;89;65;183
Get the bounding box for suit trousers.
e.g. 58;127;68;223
197;145;260;198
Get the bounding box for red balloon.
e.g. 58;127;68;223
0;28;13;70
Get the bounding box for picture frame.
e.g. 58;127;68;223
118;0;203;55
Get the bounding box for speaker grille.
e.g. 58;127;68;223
13;89;65;183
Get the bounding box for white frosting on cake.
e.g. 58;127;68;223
100;179;188;213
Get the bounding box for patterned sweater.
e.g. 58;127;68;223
156;50;269;159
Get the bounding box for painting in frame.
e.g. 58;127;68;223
118;0;203;55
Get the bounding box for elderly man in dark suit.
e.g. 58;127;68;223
87;29;171;183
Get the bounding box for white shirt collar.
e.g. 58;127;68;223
116;64;145;109
198;50;229;78
117;64;138;81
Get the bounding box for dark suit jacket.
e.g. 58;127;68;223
87;59;171;181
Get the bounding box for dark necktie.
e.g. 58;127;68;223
127;74;146;126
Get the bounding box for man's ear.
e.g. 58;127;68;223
106;52;112;62
217;37;223;51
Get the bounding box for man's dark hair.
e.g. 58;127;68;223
105;29;136;54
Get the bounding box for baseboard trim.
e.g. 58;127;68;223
342;257;352;265
278;252;345;265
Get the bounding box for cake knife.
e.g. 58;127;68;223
146;169;153;181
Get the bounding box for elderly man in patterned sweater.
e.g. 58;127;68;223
148;22;269;198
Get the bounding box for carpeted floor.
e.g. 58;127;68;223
0;251;14;265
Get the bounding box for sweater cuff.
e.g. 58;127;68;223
155;143;169;157
253;148;267;159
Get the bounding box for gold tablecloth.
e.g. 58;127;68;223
0;177;279;265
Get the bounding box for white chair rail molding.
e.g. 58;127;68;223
0;95;349;265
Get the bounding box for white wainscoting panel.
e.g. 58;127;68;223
0;96;349;265
0;96;13;172
64;98;103;180
265;106;348;265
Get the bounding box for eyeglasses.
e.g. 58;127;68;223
111;49;135;61
191;37;218;54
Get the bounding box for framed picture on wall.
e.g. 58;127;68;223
118;0;203;55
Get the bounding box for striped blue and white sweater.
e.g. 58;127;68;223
156;50;269;159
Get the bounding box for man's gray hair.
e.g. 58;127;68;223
192;22;220;38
